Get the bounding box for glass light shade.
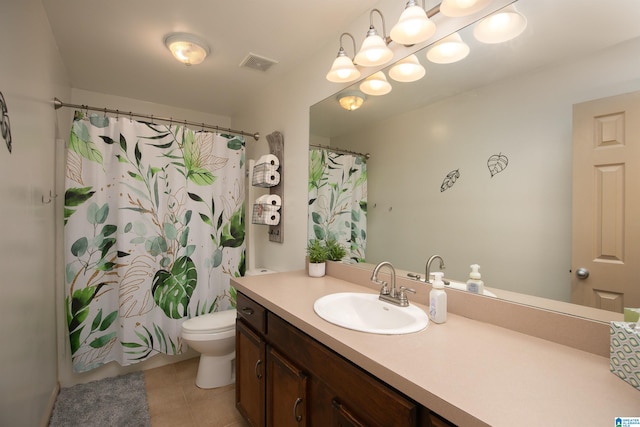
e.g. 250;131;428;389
473;5;528;44
354;31;394;67
337;92;366;111
390;5;437;45
426;32;470;64
326;53;361;83
359;72;392;96
389;54;426;82
165;33;210;66
439;0;492;17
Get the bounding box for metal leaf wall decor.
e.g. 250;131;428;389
440;169;460;192
0;91;11;153
487;153;508;177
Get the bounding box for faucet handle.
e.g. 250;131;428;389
398;286;416;306
375;280;390;295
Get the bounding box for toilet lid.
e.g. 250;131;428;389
181;309;237;334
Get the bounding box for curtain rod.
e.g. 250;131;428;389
53;98;260;141
309;143;370;159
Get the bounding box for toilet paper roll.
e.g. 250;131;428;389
263;211;280;225
256;194;281;208
253;170;280;186
258;154;280;168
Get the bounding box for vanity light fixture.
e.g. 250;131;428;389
388;54;426;82
337;91;367;111
390;0;437;46
439;0;492;17
473;4;528;44
354;9;394;67
359;71;393;96
164;33;210;66
426;32;470;64
326;33;361;83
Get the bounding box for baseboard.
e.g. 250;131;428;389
41;382;60;427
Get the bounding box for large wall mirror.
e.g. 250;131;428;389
309;0;640;319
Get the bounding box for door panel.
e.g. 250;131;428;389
572;91;640;311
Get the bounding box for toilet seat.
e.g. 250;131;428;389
181;309;237;334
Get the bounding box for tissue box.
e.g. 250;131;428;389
610;321;640;390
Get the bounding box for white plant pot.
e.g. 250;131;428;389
308;262;326;277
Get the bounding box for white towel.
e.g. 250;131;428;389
257;194;281;208
258;154;280;168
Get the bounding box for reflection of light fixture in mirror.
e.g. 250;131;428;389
360;71;393;96
337;91;367;111
354;9;394;67
390;0;437;45
164;33;210;66
326;33;361;83
389;54;426;82
473;5;528;44
426;32;470;64
439;0;492;17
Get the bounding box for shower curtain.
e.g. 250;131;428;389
308;149;367;262
64;111;245;372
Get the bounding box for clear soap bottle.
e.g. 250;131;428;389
466;264;484;295
429;272;447;324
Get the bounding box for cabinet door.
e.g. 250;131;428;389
331;399;367;427
266;347;308;427
236;320;266;427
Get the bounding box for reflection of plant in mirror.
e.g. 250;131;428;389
326;239;347;261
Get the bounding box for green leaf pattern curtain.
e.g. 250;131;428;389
64;112;245;372
308;149;367;262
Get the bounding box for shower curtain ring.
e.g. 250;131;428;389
201;123;205;132
129;111;132;123
103;107;107;118
115;109;119;121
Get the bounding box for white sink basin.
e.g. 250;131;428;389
313;292;429;334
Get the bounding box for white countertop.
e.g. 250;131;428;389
232;270;640;426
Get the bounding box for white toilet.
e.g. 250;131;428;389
181;309;237;389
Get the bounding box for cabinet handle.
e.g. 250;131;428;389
241;307;254;315
293;397;303;423
254;359;263;379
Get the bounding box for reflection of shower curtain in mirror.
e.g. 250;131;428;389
308;149;367;262
64;111;245;372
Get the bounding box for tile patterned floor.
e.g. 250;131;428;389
144;358;250;427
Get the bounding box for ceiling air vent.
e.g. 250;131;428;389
239;53;278;72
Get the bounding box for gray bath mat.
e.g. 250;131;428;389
49;371;150;427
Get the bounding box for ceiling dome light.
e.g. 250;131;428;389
164;33;210;66
390;0;437;46
337;91;367;111
389;54;426;82
359;71;392;96
426;32;470;64
473;5;528;44
439;0;492;17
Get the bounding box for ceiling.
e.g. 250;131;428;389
41;0;379;117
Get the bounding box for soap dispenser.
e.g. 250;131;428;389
466;264;484;295
429;272;447;324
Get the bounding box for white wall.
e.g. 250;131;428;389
233;0;411;273
0;1;70;425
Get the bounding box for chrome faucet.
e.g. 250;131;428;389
371;261;415;307
425;255;445;283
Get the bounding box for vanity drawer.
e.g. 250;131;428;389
237;292;266;334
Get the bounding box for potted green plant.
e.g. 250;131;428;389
307;238;328;277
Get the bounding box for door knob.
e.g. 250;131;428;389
576;268;589;279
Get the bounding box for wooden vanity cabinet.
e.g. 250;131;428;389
236;292;452;427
